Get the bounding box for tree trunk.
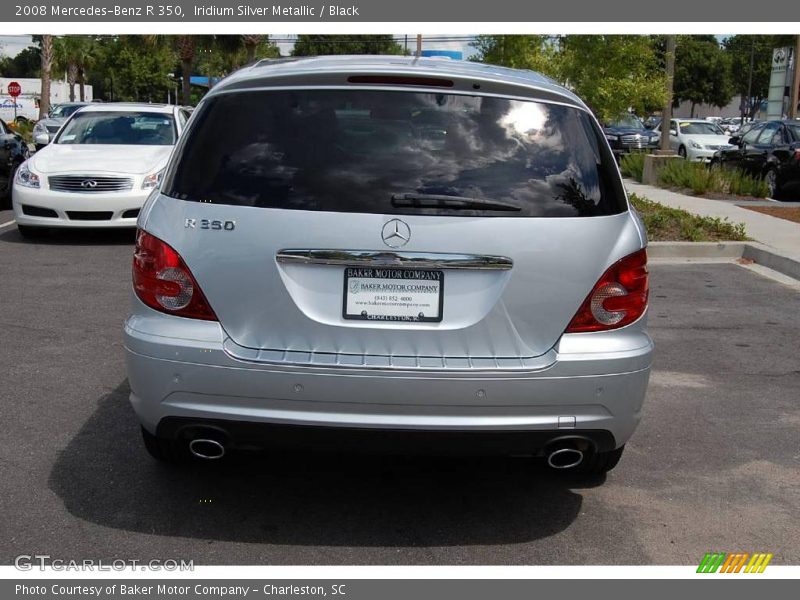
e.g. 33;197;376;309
182;58;192;105
78;71;86;102
177;35;196;106
67;64;78;102
39;35;53;119
690;102;696;118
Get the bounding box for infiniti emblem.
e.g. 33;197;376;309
381;219;411;248
81;179;98;189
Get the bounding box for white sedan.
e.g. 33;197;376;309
12;103;191;237
654;118;735;162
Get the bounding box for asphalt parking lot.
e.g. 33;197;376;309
0;217;798;565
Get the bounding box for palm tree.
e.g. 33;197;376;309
75;37;96;102
54;36;86;102
38;35;53;119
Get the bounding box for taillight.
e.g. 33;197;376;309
132;229;217;321
565;248;649;333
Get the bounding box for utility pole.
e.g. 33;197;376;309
791;35;800;119
658;35;676;155
416;34;422;58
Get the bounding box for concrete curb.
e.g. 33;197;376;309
649;241;800;281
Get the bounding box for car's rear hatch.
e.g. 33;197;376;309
146;86;641;361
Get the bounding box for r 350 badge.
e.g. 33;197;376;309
185;218;236;231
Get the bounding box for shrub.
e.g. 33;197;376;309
619;153;645;182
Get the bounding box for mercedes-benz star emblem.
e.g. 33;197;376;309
381;219;411;248
80;179;98;189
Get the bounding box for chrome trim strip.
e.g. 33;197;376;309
276;249;513;271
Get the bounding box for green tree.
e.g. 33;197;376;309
723;35;795;118
54;36;96;101
557;36;666;122
472;35;665;122
292;35;405;56
470;35;559;74
87;36;176;103
0;46;42;78
673;35;734;116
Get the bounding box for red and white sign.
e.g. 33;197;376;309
7;81;21;97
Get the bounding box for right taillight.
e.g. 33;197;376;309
132;229;217;321
565;248;649;333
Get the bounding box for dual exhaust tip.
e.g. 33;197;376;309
185;432;591;467
545;437;595;470
188;437;226;460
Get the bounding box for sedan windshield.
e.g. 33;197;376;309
56;111;176;145
680;122;724;135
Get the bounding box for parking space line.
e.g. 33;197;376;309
0;219;16;229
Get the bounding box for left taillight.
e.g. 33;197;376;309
565;248;649;333
132;229;217;321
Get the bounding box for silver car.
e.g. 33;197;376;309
125;56;652;477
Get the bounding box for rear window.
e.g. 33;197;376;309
163;90;626;217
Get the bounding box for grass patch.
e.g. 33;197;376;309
629;193;748;241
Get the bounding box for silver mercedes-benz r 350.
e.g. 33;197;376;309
124;56;652;478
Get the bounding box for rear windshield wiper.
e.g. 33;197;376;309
390;193;522;212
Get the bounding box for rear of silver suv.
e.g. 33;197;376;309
124;56;652;477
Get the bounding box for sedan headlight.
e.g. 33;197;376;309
690;140;703;149
605;134;619;141
15;162;40;189
142;168;165;190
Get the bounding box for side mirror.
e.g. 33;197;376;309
33;132;51;146
729;136;741;146
669;129;678;136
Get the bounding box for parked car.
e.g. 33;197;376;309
0;117;29;207
713;120;800;198
31;102;91;151
124;56;652;478
12;103;192;236
603;113;659;157
654;118;735;161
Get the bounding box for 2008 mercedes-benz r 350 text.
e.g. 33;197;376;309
124;56;652;478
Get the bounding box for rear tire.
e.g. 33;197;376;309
141;427;188;463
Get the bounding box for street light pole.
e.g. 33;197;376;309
658;35;676;155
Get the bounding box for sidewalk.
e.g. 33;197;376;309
625;180;800;260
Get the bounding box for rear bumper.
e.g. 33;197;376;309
124;307;653;452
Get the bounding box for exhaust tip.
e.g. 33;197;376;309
189;438;226;460
547;447;584;470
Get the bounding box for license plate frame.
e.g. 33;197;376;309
342;267;445;323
